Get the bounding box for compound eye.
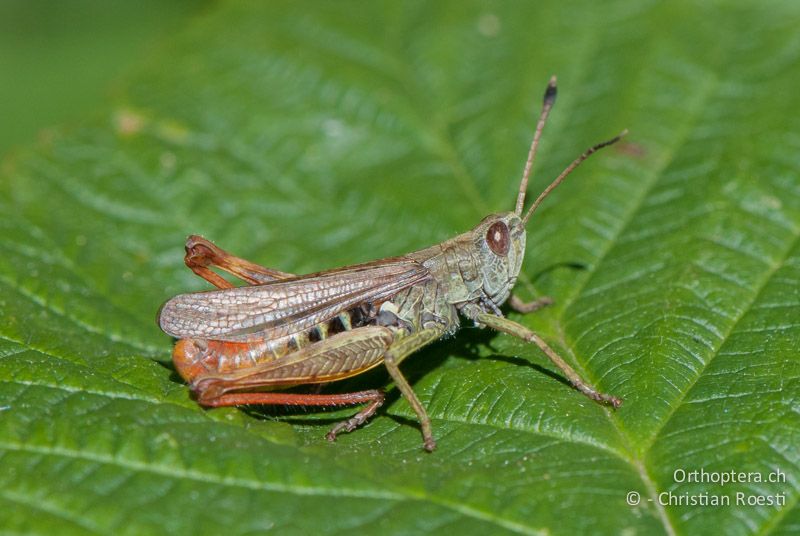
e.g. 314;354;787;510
486;221;510;256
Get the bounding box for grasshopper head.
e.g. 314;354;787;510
473;76;626;309
472;212;526;306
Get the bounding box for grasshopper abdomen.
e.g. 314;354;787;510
172;305;382;385
159;78;626;450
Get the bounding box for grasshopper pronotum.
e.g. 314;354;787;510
158;77;625;451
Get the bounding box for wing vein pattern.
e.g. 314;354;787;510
159;257;430;341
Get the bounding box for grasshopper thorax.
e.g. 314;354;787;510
471;212;526;307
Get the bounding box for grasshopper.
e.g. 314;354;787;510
158;77;625;451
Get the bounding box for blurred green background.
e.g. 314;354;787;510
0;0;213;157
0;2;797;535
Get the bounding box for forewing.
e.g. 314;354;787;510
159;257;429;341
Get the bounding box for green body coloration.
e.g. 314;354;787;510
158;80;624;451
399;212;527;331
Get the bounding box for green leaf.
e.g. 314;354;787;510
1;1;798;534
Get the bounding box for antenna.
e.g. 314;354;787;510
522;129;628;225
515;75;558;215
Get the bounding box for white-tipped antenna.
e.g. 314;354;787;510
515;75;558;215
522;129;628;225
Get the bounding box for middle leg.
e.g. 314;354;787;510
380;326;447;452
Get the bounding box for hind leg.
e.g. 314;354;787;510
183;234;294;288
187;327;395;441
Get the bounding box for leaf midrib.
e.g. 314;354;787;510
533;72;722;536
545;65;799;535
